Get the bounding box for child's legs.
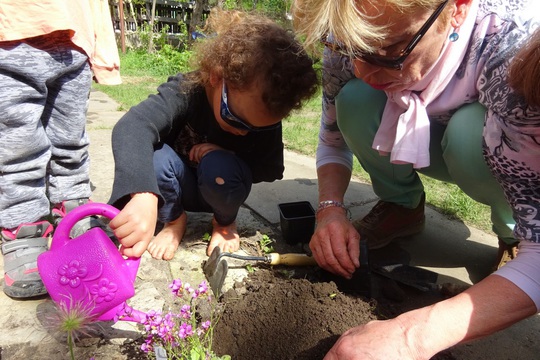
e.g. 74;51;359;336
0;41;53;228
197;150;253;225
336;79;424;208
153;144;202;223
44;36;93;204
438;102;515;243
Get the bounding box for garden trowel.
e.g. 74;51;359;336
203;247;318;296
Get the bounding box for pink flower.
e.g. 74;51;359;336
194;281;209;298
178;322;193;339
169;279;183;297
180;304;191;319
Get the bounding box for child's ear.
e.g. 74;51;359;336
209;71;222;87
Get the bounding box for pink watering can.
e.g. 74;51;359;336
37;202;146;323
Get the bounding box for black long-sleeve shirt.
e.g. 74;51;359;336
109;73;284;209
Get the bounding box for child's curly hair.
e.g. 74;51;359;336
187;9;319;119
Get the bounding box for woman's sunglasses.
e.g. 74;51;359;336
321;0;450;70
220;82;281;132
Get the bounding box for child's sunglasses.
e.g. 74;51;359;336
220;82;281;132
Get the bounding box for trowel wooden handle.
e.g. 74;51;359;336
267;253;318;266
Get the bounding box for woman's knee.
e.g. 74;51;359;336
442;102;489;181
335;79;387;143
443;102;508;208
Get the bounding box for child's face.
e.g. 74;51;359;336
209;79;282;136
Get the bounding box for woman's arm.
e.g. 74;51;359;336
310;163;361;278
325;273;537;360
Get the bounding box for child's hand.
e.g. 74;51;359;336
109;192;158;257
189;143;226;163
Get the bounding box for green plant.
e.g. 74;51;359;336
277;269;295;278
258;234;274;254
129;279;230;360
245;264;256;273
44;295;98;360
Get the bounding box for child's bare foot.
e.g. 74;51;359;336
147;213;187;260
207;218;240;256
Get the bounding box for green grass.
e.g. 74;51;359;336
94;50;492;234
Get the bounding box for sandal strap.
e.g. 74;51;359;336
1;237;49;255
52;198;91;224
70;216;112;239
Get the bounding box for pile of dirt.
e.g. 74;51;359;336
213;269;376;360
212;268;456;360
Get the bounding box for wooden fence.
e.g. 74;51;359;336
110;0;210;34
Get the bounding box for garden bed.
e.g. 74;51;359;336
210;266;457;360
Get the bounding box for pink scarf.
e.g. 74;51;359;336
372;0;479;169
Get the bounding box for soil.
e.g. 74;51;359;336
210;265;460;360
213;268;376;360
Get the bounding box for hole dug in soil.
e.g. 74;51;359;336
211;267;457;360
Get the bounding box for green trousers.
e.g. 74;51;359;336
336;79;515;244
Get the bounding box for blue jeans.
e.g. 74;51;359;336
336;79;514;244
153;144;253;226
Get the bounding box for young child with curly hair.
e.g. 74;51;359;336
108;10;319;260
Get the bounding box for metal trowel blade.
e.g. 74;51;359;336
206;258;228;297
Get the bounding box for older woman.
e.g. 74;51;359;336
293;0;540;358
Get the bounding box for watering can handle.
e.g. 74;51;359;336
53;202;120;248
51;202;140;278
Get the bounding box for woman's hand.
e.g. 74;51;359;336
189;143;227;163
325;274;539;360
109;192;158;257
309;206;361;278
324;318;418;360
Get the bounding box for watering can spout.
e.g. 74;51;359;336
37;202;145;324
113;304;149;323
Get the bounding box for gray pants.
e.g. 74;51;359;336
0;31;92;229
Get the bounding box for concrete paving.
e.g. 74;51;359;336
1;89;539;359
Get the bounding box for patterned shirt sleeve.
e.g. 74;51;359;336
477;6;540;244
316;48;355;170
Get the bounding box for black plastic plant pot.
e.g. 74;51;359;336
278;201;316;244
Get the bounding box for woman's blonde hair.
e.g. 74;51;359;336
186;9;319;119
508;28;540;107
291;0;450;56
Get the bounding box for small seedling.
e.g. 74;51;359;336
202;232;211;242
258;234;274;254
245;264;256;273
278;269;295;279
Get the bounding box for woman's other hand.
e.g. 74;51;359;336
310;206;361;278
